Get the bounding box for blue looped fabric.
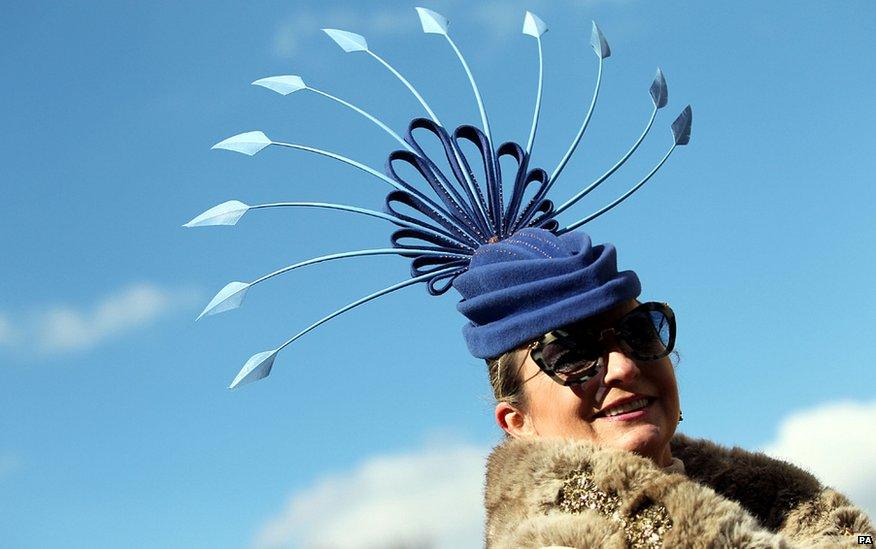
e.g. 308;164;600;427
452;227;641;359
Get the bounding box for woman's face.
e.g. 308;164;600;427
496;300;681;466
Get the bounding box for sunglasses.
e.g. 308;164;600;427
529;302;676;386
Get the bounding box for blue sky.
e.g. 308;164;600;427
2;1;875;547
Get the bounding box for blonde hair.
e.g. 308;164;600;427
485;344;531;410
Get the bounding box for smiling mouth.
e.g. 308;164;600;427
593;397;656;419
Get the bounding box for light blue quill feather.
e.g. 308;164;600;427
198;248;466;320
323;28;442;124
211;131;271;156
253;75;413;152
229;266;459;389
558;106;693;234
522;11;548;157
552;69;668;217
548;22;609;187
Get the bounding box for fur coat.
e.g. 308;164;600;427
484;432;874;548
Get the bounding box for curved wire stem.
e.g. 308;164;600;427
525;37;544;157
252;248;469;286
366;50;442;125
557;143;676;234
553;104;658;217
444;34;492;147
441;34;498;236
547;55;605;190
276;265;459;352
271;141;398;189
269;142;478;242
306;86;414;152
250;202;475;250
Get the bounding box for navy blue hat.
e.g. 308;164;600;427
190;9;691;388
453;228;641;359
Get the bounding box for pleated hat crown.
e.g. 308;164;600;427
454;228;640;358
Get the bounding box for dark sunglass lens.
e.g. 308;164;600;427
540;340;600;381
620;310;668;358
650;310;671;347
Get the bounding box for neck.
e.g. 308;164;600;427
654;445;673;468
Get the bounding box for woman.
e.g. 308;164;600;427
197;7;874;546
448;230;876;547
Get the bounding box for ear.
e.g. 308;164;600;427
495;402;533;439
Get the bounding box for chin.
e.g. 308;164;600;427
613;425;668;458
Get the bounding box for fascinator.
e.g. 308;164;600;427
185;8;693;388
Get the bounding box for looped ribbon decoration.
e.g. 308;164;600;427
412;256;470;295
493;141;555;235
453;124;501;234
405;118;492;235
383;119;560;295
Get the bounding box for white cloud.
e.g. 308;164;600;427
0;283;199;355
254;439;488;549
760;400;876;518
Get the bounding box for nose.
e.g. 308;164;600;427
600;350;642;387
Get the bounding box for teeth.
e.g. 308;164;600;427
604;398;649;417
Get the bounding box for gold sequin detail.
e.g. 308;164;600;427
558;471;673;548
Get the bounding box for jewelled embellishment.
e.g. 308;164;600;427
558;470;673;548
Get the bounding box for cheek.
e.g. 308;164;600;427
658;362;679;398
527;379;596;434
650;360;680;414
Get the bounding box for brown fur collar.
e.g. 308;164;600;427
484;432;874;548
